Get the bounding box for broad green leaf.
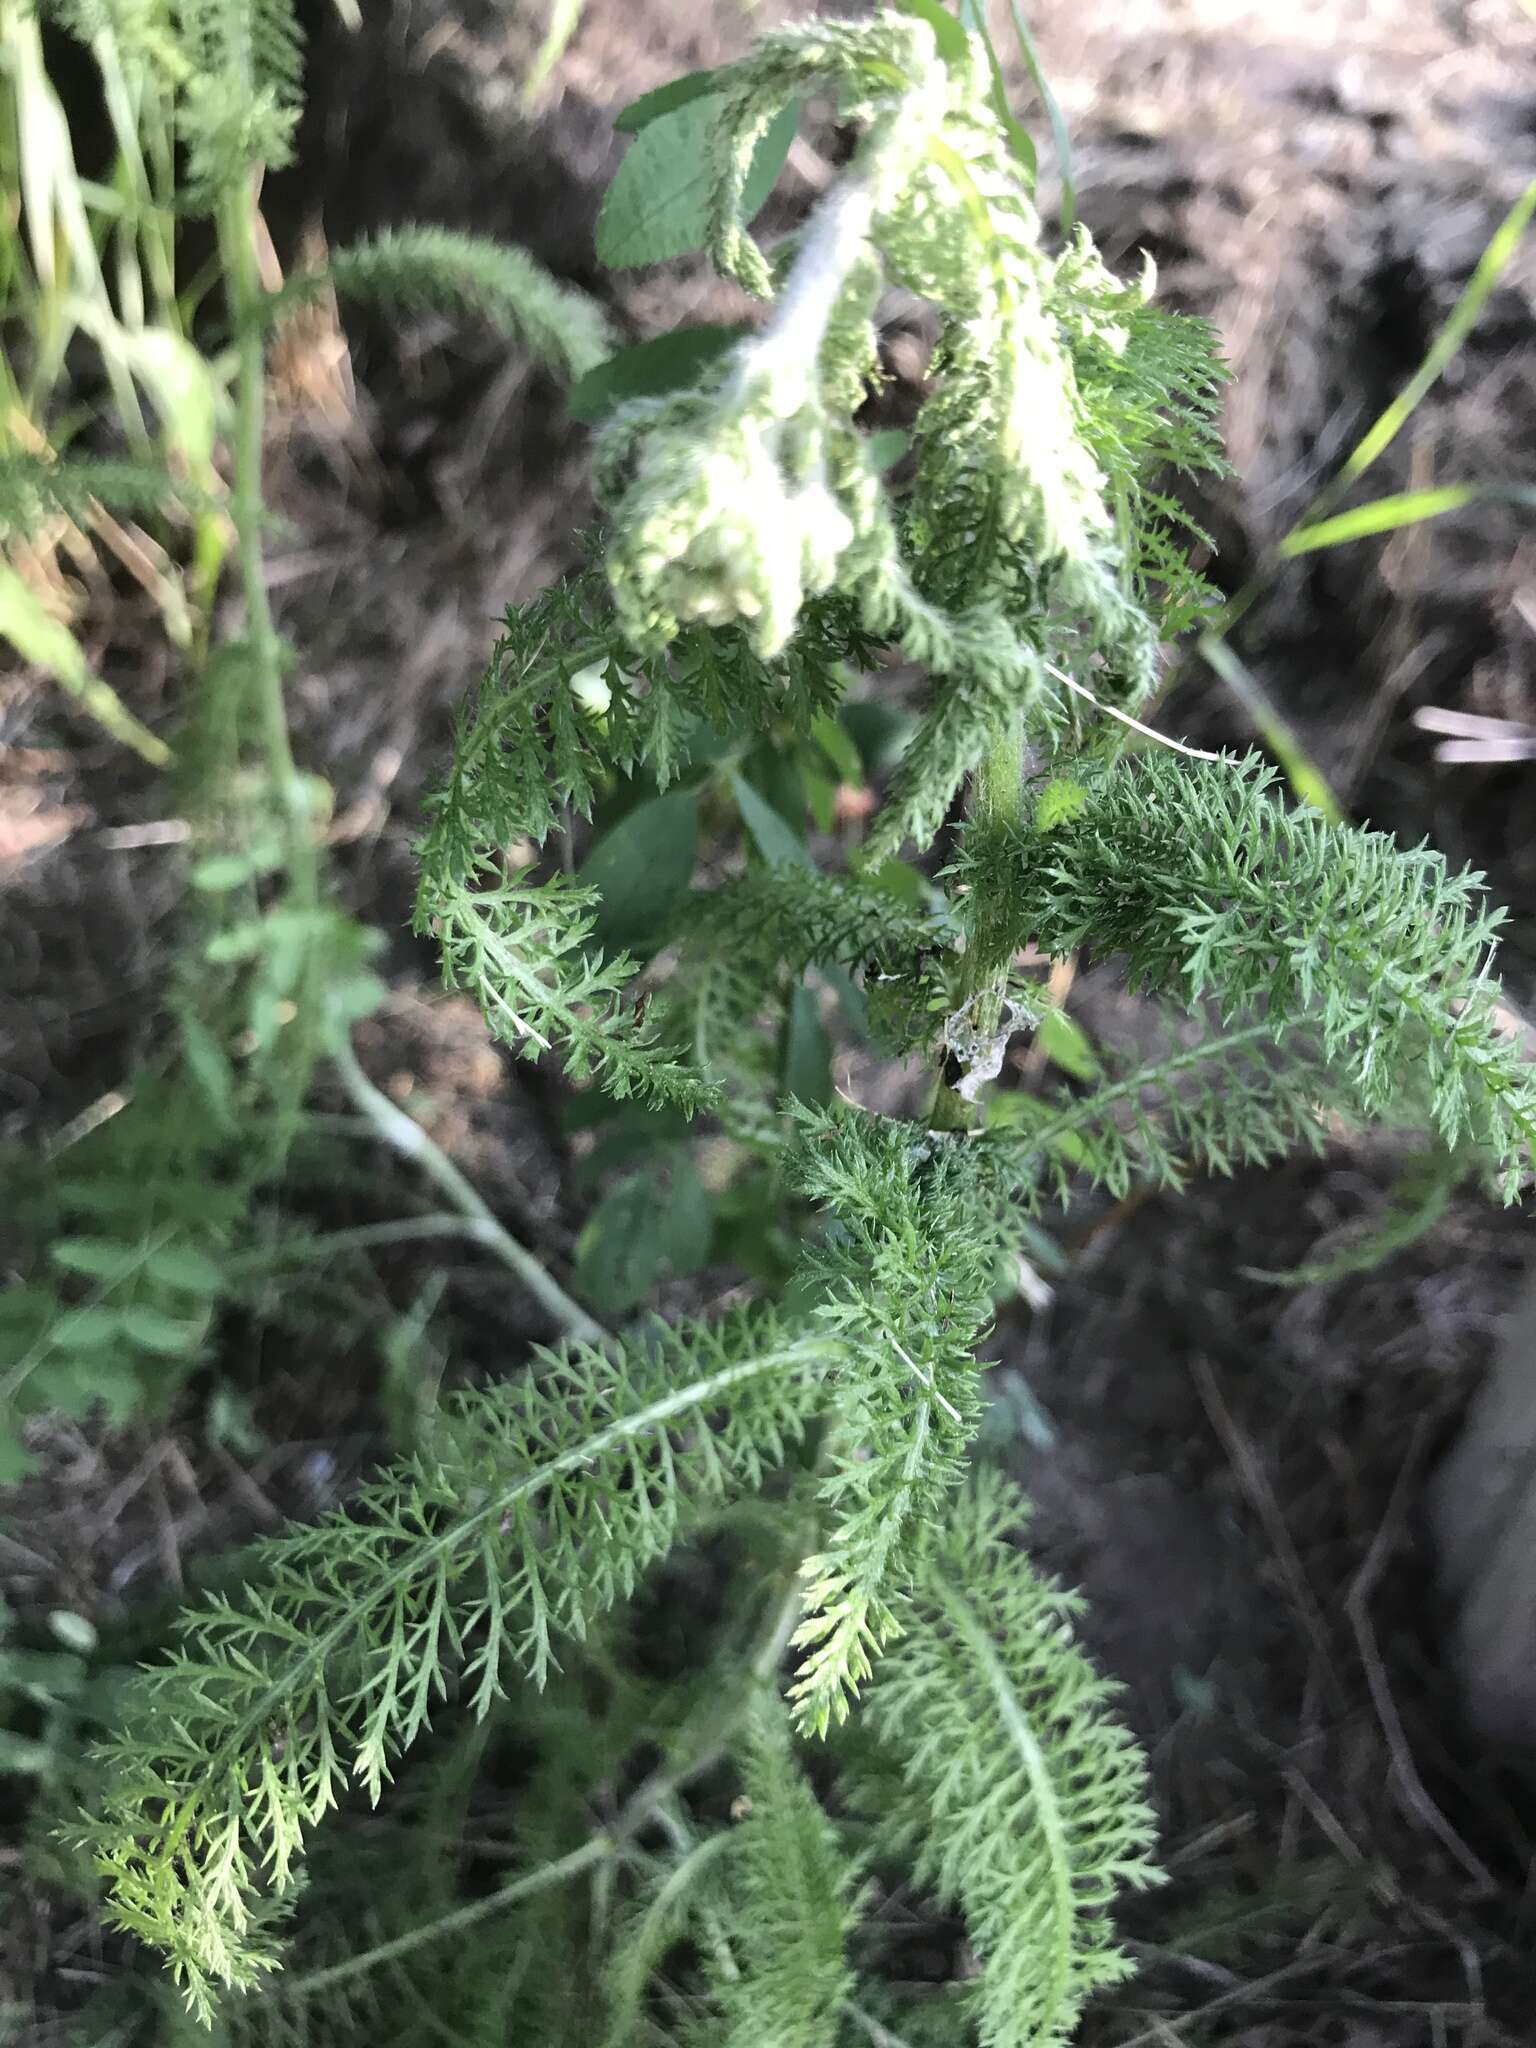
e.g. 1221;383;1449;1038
0;1728;54;1773
571;1121;687;1189
0;1435;38;1484
804;766;838;835
730;771;812;869
0;562;170;764
48;1307;123;1349
811;711;864;785
613;69;721;133
782;981;833;1108
568;323;749;422
596;95;800;269
145;1244;224;1295
49;1238;141;1282
865;427;911;473
205;1386;266;1458
582;786;699;950
119;1306;207;1356
574;1155;713;1311
204;921;268;965
839;700;912;778
38;1353;140;1425
190;842;284;892
47;1610;97;1653
179;1014;237;1132
1033;1007;1101;1083
864;857;935;911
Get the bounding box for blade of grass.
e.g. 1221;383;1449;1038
0;558;172;764
1202;180;1536;646
1191;180;1536;796
1280;482;1536;556
956;1;1037;182
1336;180;1536;490
1004;0;1074;233
525;0;585;103
1195;630;1342;823
3;7;150;442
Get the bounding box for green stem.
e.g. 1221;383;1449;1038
220;179;309;882
225;1214;516;1274
929;712;1025;1132
274;1838;611;2002
217;175;328;1171
329;1030;606;1346
974;712;1025;838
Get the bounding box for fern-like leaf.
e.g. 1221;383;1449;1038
0;452;219;539
78;1311;831;2016
264;227;614;382
787;1112;996;1735
981;1016;1346;1212
1048;247;1229;641
174;0;304;194
972;753;1536;1194
600;1831;733;2047
704;1700;859;2048
864;1471;1160;2048
862;612;1054;862
417;866;714;1112
671;867;956;1104
416;566;866;896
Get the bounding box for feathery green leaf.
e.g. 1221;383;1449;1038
865;1471;1161;2047
80;1310;832;2014
264;227;614;382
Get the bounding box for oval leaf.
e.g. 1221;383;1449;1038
49;1238;141;1282
582;786;700;951
145;1244;224;1296
569;323;749;423
730;771;811;870
596;95;800;269
119;1306;208;1356
613;68;721;133
574;1156;713;1312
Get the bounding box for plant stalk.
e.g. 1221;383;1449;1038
330;1030;606;1346
929;710;1026;1131
220;176;313;898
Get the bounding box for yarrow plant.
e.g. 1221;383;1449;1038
76;7;1536;2045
